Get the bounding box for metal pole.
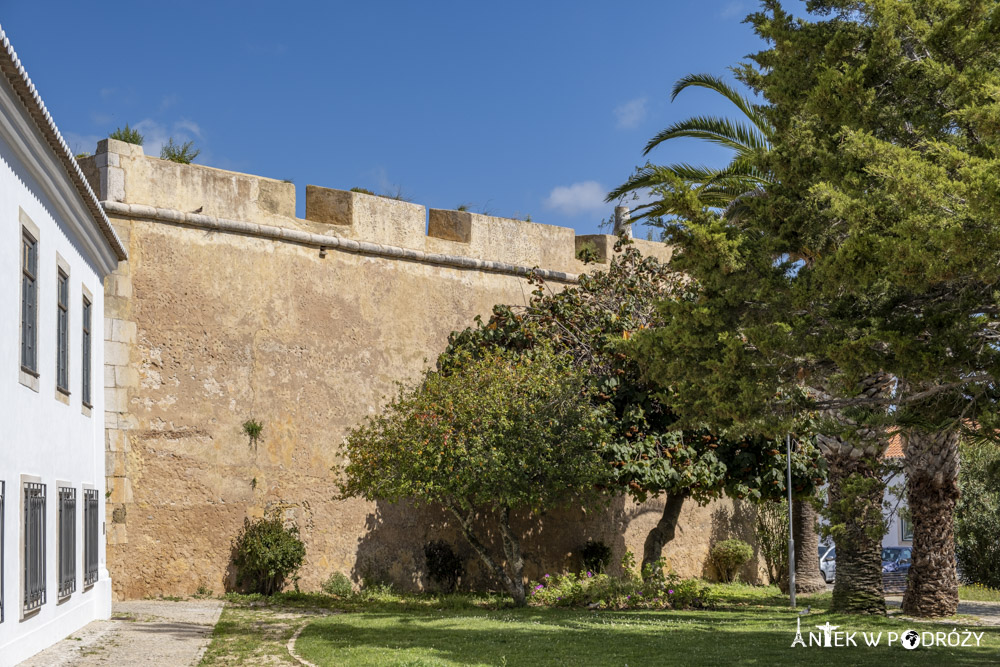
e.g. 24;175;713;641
787;433;796;608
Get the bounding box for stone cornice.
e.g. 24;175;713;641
100;201;581;284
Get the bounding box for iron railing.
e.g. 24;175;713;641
84;489;98;587
23;482;45;613
58;487;76;598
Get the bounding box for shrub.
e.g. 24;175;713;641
424;540;464;593
350;187;375;195
580;540;612;574
956;438;1000;588
755;500;788;585
528;569;710;610
160;138;200;164
322;572;354;597
109;123;144;145
710;539;753;583
242;419;263;449
231;512;305;595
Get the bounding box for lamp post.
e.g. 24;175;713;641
787;433;796;608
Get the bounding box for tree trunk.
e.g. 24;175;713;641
901;429;960;618
820;435;887;615
498;508;527;606
641;493;686;578
793;496;827;594
448;506;526;606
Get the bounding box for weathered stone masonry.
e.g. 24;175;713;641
79;139;759;600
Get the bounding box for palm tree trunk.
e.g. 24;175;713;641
793;496;827;594
641;493;686;577
901;429;960;618
819;434;887;614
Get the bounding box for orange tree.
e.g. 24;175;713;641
442;241;825;575
337;346;611;606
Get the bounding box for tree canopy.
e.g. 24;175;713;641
338;346;610;605
444;242;825;571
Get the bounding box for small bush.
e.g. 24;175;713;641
242;419;263;449
322;572;354;597
110;123;144;145
580;540;612;574
231;512;305;595
350;187;375;195
160;138;200;164
424;540;464;593
528;569;710;610
755;500;788;585
710;539;754;583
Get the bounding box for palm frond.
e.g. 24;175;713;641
643;116;769;156
606;163;721;203
671;73;773;139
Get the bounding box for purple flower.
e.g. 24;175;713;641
544;574;550;579
587;571;593;578
534;584;544;590
668;589;674;594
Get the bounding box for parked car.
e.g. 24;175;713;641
819;544;836;583
881;546;913;573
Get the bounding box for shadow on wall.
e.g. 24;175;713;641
705;499;763;584
351;496;639;593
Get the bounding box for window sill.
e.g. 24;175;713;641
55;387;70;405
19;368;39;392
82;402;93;417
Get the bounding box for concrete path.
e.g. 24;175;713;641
19;599;224;666
886;596;1000;626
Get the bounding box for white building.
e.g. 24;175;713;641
882;437;913;549
0;26;127;666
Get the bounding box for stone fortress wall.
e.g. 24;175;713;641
77;139;760;600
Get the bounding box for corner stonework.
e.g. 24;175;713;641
96;139;140;599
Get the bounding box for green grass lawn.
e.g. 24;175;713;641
212;585;994;666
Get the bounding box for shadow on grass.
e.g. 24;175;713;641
291;607;1000;667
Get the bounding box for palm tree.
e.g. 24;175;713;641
613;74;828;596
605;73;772;222
900;428;961;617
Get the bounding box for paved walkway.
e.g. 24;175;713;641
886;596;1000;626
19;599;224;666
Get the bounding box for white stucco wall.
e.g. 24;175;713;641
0;113;112;666
882;471;911;549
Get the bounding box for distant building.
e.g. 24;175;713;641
0;25;127;666
882;436;912;549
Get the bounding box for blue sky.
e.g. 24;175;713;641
4;1;773;236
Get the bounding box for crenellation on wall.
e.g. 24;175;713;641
86;141;603;276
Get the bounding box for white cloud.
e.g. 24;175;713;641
174;119;203;139
614;97;647;129
719;0;750;19
543;181;607;216
133;119;203;157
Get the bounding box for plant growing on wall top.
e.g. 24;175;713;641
109;123;144;145
160;138;200;164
